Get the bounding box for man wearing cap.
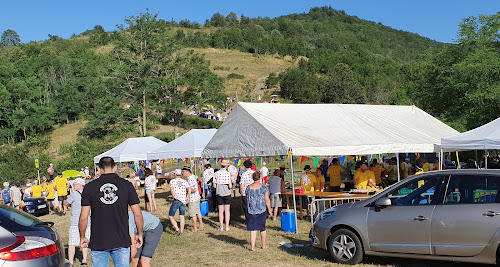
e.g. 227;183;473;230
68;178;90;266
354;164;377;190
239;160;255;220
259;162;269;184
182;168;204;232
300;165;317;192
214;160;232;231
79;157;143;267
168;169;192;235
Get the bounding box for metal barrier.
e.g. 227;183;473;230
309;196;369;230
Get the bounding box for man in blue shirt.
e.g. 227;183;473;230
128;210;162;267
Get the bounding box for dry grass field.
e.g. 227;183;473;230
43;186;476;267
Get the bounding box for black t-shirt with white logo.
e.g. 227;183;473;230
81;173;140;250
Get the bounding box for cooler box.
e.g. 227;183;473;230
281;209;296;233
200;200;209;216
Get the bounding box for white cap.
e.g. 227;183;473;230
3;182;9;188
405;158;410;161
262;162;266;166
175;169;182;176
74;178;86;186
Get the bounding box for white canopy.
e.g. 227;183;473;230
147;129;217;160
441;117;500;152
202;102;459;158
94;136;167;163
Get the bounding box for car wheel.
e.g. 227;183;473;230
327;228;363;265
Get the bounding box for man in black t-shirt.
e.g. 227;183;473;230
79;157;144;267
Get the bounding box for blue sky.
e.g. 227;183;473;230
1;0;499;43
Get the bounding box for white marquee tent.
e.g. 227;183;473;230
94;136;167;163
202;102;459;158
147;129;217;160
202;102;459;233
441;117;500;152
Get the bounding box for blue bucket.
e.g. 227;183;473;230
281;209;296;233
200;200;209;216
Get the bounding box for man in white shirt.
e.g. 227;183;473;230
202;163;216;212
214;160;232;231
227;163;238;197
156;164;162;176
182;168;204;232
260;162;269;184
239;160;254;220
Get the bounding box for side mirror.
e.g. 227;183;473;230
375;197;392;208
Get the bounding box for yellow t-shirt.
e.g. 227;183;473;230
47;184;55;199
315;175;325;191
373;165;385;184
31;185;43;198
300;173;317;191
422;162;430;172
54;178;69;196
354;170;376;189
327;165;343;186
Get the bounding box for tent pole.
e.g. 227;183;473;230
396;154;401;182
439;150;444;170
290;152;298;234
485;150;488;169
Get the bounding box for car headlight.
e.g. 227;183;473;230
315;208;336;223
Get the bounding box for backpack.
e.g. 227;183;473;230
2;188;11;204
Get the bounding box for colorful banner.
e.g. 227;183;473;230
170;158;173;164
405;153;409;157
280;155;284;161
313;158;319;167
185;158;189;163
266;156;270;163
256;157;261;166
340;156;346;166
287;151;292;159
234;159;240;167
300;156;307;165
177;158;181;164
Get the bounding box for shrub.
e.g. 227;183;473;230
227;73;245;79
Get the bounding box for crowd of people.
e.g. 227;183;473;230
0;154;444;265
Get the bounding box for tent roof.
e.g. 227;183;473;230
94;136;167;163
441;117;500;152
202;102;459;158
147;129;217;160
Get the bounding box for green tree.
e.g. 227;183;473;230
1;29;20;47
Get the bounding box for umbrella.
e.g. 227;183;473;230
62;170;85;179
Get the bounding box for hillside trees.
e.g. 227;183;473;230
1;29;20;47
406;13;500;130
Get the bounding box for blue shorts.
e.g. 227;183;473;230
168;199;186;217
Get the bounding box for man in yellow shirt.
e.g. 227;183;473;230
54;175;69;215
421;158;431;172
327;158;343;192
371;159;385;185
354;164;377;190
315;168;325;192
46;180;56;212
300;165;317;191
30;180;43;198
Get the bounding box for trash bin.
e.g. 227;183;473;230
281;209;296;233
200;200;209;216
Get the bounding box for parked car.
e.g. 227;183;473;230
22;197;49;217
0;205;65;266
312;169;500;265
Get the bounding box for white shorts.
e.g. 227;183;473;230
68;224;90;246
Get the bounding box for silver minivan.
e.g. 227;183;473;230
312;169;500;265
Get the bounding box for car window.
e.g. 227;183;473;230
444;175;500;204
384;176;442;206
0;205;41;232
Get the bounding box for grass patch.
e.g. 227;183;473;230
45;183;466;267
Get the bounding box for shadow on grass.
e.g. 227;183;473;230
206;233;248;248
